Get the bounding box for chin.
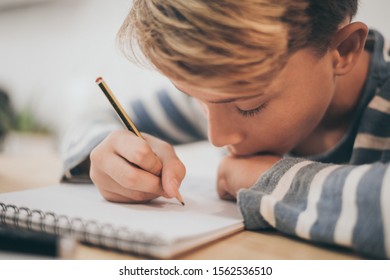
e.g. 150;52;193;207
227;145;288;157
227;146;264;157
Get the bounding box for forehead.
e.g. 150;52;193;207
172;48;318;101
173;81;263;103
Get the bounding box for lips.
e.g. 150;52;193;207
226;145;280;157
225;145;252;156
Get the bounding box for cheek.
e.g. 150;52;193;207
246;56;335;153
278;89;333;143
241;114;297;154
248;95;330;153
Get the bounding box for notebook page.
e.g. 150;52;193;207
0;176;243;245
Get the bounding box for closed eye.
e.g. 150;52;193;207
237;103;267;118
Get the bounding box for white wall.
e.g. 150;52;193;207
0;0;169;136
355;0;390;33
0;0;389;136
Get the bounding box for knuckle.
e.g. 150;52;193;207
153;137;171;151
107;130;128;148
89;167;97;183
90;147;103;163
105;131;118;145
160;140;173;151
119;169;137;188
108;130;124;140
132;143;151;163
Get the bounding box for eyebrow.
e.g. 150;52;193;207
174;85;262;104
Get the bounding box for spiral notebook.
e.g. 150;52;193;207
0;176;243;258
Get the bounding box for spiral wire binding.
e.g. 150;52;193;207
0;202;166;256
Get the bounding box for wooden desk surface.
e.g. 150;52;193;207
0;133;362;260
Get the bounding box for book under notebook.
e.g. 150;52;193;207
0;176;244;258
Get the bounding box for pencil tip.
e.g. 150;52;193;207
181;202;185;206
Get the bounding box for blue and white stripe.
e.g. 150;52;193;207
130;89;206;144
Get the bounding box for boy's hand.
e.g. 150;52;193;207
217;154;281;201
89;130;186;203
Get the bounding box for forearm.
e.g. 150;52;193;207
238;157;390;259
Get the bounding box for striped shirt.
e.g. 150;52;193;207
239;30;390;259
61;30;390;258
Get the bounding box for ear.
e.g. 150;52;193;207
330;22;368;76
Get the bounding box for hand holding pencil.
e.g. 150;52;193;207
89;77;185;205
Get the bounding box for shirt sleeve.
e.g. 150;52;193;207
60;86;207;183
237;158;390;259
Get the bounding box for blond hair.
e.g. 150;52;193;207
118;0;358;94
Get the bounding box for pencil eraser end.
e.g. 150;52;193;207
96;77;103;84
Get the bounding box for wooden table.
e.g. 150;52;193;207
0;133;362;259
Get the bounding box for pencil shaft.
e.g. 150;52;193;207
97;80;143;138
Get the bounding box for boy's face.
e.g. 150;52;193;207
173;48;337;156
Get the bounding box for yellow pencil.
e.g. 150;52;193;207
96;77;185;206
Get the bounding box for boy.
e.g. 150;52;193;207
62;0;390;258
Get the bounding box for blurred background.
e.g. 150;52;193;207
0;0;389;147
0;0;170;146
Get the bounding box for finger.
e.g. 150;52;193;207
100;187;159;203
91;167;162;203
99;189;136;203
146;136;186;197
216;156;240;199
96;153;166;196
109;130;163;176
216;177;237;201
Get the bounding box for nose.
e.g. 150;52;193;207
206;105;244;148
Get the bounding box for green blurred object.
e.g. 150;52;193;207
0;88;16;145
13;104;50;134
0;89;50;150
